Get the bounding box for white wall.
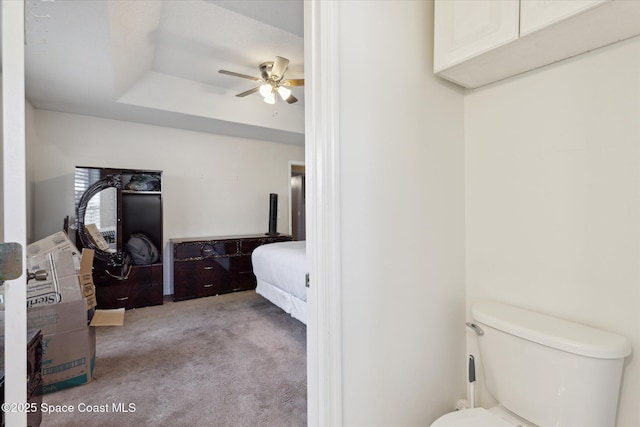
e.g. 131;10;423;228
338;2;466;425
26;100;37;243
465;37;640;426
30;110;304;293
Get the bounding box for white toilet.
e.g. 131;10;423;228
431;301;632;427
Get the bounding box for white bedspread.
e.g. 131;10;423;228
252;240;307;323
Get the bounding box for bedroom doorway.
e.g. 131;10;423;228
289;161;306;241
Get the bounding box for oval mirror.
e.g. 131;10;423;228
76;174;128;273
83;187;118;252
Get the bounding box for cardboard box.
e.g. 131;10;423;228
9;298;88;336
22;231;85;308
0;233;96;309
41;326;96;393
85;223;111;252
1;234;120;393
78;249;97;309
0;298;96;392
26;231;81;268
26;250;83;308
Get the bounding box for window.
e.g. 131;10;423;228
74;167;102;228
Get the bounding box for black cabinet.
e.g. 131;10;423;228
75;166;163;309
170;234;292;302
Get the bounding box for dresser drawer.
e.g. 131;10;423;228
95;264;163;309
96;283;163;309
173;259;228;300
174;240;238;261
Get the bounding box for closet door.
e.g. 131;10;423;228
434;0;519;72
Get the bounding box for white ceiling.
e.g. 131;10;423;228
21;0;305;144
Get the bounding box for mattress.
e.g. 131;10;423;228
252;240;307;324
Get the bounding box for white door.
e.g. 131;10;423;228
2;1;28;425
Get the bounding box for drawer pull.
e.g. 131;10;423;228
116;296;129;301
203;283;214;288
203;266;214;270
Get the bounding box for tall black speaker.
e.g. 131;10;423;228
266;193;279;236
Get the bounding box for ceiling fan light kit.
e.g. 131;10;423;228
264;93;276;105
259;84;273;98
219;56;304;105
277;86;292;100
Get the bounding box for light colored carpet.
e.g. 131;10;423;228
39;291;307;427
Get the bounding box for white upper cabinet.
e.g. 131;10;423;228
434;0;640;88
433;0;519;72
519;0;608;36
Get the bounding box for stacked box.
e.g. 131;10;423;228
1;232;121;393
13;233;98;392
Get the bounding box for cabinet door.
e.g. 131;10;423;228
434;0;519;72
520;0;608;36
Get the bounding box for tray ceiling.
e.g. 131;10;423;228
21;0;305;144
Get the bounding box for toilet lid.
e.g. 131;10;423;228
431;408;516;427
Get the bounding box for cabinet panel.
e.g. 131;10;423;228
434;0;519;72
520;0;607;36
121;192;162;254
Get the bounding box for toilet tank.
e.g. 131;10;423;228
471;302;632;427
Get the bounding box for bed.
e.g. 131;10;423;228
251;240;307;324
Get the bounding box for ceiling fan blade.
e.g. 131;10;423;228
271;56;289;81
236;87;260;97
285;94;298;104
219;70;261;81
282;79;304;87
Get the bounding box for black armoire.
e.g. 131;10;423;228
75;166;163;309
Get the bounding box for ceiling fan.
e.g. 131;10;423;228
219;56;304;104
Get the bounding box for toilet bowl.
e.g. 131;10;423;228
431;406;531;427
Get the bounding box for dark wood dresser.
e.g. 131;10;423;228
170;234;292;301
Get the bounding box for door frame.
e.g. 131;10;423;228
304;1;343;426
1;1;344;425
2;1;29;425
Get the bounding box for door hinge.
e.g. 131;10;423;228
305;273;310;288
0;242;23;281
